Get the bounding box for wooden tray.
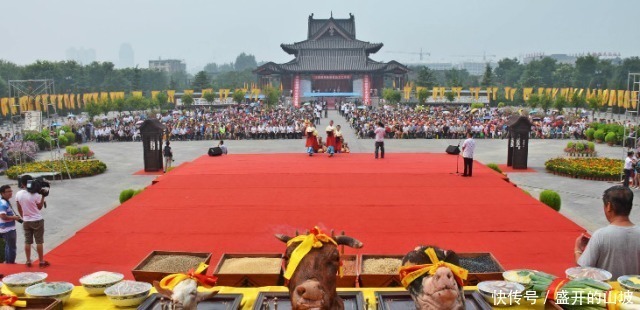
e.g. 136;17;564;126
213;253;283;287
252;291;364;310
336;254;358;288
375;290;491;310
13;298;63;310
137;293;243;310
132;250;212;284
458;252;505;286
359;254;404;287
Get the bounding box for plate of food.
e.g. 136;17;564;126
565;266;612;281
618;275;640;292
477;281;525;306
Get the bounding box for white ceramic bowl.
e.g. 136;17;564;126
566;266;612;281
1;272;48;295
104;280;151;307
618;275;640;292
79;271;124;295
25;282;74;304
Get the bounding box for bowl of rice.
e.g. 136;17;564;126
79;271;124;295
25;282;74;304
104;280;152;307
1;272;48;295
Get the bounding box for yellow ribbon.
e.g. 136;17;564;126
159;263;217;290
398;247;468;288
284;226;341;280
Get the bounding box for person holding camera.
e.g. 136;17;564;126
16;175;49;268
163;141;173;173
0;185;20;264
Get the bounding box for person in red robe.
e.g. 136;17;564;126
325;120;336;157
305;121;318;156
335;124;343;153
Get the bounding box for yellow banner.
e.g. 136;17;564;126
491;87;499;100
201;89;212;95
509;88;517;101
545;88;552;97
618;90;625;108
71;94;76;109
132;91;143;98
167;90;175;104
552;88;559;98
523;88;533;101
0;98;7;116
56;94;63;109
538;88;545;96
560;88;569;99
632;91;639;109
608;90;616;106
183;90;193;96
151;90;160;99
9;98;17;114
504;87;512;100
403;86;412;100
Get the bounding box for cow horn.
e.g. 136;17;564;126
335;235;363;248
275;234;292;243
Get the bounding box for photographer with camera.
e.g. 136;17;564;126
0;185;20;264
16;175;49;268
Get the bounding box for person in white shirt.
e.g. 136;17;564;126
16;175;48;268
461;131;476;177
623;151;636;187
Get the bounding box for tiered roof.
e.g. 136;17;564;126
255;14;408;75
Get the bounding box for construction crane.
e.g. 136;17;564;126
385;48;430;61
454;52;496;62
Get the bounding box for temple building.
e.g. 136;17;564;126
254;13;409;106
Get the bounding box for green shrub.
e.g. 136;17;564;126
58;136;69;147
119;189;135;204
81;146;90;154
66;146;79;155
497;102;505;108
486;163;502;173
604;132;617;144
471;102;484;109
587;142;595;151
566;142;575;149
594;129;605;141
64;132;76;144
540;190;561;211
576;143;585;151
585;128;595;140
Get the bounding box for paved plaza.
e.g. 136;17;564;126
2;110;637;263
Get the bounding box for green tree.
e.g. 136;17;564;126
494;58;523;86
203;91;216;104
569;91;586;114
444;91;455;103
191;71;210;92
234;53;258;71
382;88;402;104
415;66;437;88
84;100;102;120
264;86;281;107
155;92;168;105
539;94;553;113
553;95;568;112
573;55;598;88
481;64;493;87
528;93;540;110
417;88;429;104
233;90;246;104
553;64;574;87
181;94;194;110
586;97;601;119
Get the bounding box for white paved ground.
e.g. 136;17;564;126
2;110;637;263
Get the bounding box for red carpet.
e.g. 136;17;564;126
2;154;584;282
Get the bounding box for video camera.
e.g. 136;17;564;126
24;176;51;197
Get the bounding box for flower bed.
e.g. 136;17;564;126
545;157;622;181
6;159;107;180
64;146;95;160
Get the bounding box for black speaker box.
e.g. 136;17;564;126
445;145;460;155
208;147;223;156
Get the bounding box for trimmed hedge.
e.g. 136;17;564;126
545;157;622;180
594;129;605;141
486;163;502;173
585;128;595;140
6;160;107;180
119;189;135;203
604;132;617;144
540;190;561;211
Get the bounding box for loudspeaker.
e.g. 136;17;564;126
208;147;223;156
445;145;460;155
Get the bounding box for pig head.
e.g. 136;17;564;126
400;246;466;310
276;229;363;310
153;279;218;310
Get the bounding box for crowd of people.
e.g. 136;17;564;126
339;103;593;141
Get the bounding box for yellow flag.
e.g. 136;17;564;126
618;90;625;107
560;88;568;99
632;91;639;109
167;90;175;104
491;87;499;100
132;91;143;98
552;88;559;98
510;88;517;101
608;90;616;106
56;94;63;109
504;87;512;100
200;89;212;96
523;88;533;101
0;98;7;116
8;98;16;114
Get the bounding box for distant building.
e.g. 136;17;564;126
149;59;186;73
423;63;454;71
523;53;577;65
118;43;135;68
461;62;494;76
65;47;96;65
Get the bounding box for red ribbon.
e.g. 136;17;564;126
186;269;218;288
0;295;20;306
547;278;569;301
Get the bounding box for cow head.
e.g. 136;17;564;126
399;246;467;310
153;263;219;310
276;227;363;310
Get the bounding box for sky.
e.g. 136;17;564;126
2;0;639;73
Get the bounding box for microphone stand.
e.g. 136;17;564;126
452;138;464;175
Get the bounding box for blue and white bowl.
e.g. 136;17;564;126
1;272;48;295
25;281;74;304
104;280;151;307
79;271;124;295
